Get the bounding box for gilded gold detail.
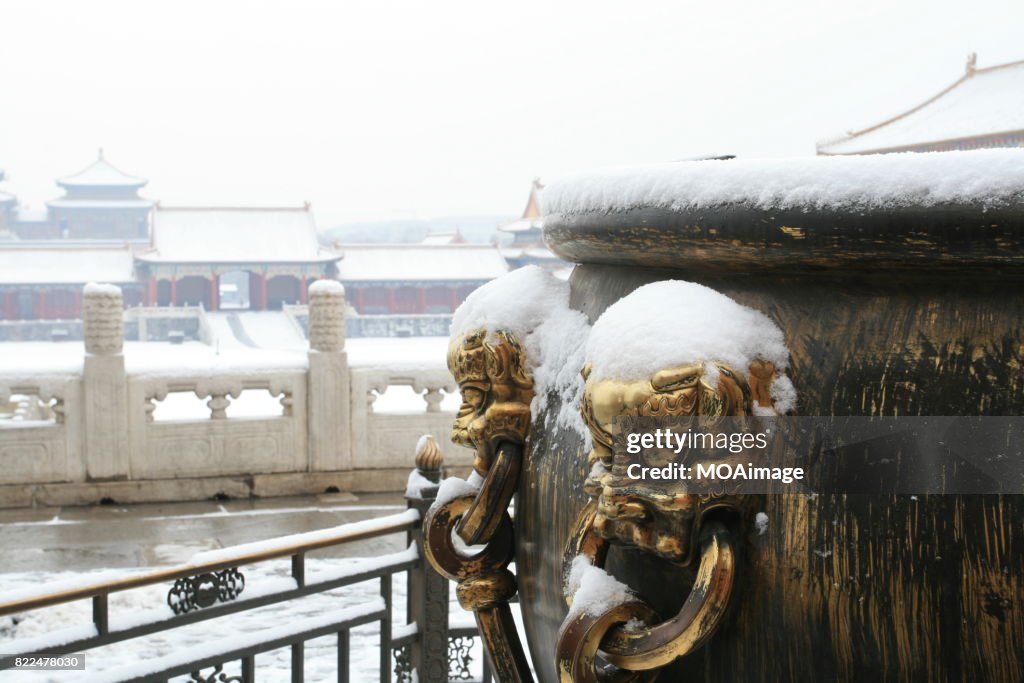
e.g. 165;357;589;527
421;328;537;682
448;329;534;476
559;358;777;680
579;359;770;565
414;434;444;476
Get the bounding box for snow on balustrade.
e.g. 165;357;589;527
0;288;464;502
0;339;455;380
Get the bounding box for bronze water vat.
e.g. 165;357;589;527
426;152;1024;682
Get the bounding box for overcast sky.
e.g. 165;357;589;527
1;0;1021;226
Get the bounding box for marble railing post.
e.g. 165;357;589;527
82;283;130;480
307;280;352;471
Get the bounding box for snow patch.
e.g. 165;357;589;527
0;570;127;606
414;434;433;454
564;555;634;618
586;281;790;385
430;475;481;513
405;469;438;498
83;282;122;296
451;266;592;445
769;375;797;414
189;509;419;564
76;600;387;683
623;617;646;632
308;279;345;295
451;266;567;342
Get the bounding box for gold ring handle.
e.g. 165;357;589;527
601;521;736;670
455;441;522;546
558;512;737;679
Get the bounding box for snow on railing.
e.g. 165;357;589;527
0;509;419;615
0;447;493;683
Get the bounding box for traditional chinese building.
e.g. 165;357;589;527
0;170;15;236
136;206;341;310
0;154;520;322
334;244;508;314
498;179;564;269
0;243;140;319
9;151;154;240
818;54;1024;155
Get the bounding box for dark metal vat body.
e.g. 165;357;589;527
517;201;1024;682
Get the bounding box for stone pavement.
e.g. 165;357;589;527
0;492;408;574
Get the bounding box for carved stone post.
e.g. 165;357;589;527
406;436;450;683
82;283;130;480
306;280;352;471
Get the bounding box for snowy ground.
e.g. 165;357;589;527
0;496;532;682
0;558;492;683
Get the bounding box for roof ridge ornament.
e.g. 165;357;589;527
966;51;977;75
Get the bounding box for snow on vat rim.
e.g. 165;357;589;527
542;149;1024;216
585;280;790;387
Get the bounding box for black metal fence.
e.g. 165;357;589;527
0;467;492;683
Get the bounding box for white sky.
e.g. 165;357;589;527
1;0;1022;225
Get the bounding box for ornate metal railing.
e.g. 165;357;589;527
0;452;494;682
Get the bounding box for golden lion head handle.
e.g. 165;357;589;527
423;328;538;682
558;357;782;680
447;329;534;545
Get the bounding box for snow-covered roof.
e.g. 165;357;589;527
47;198;153;209
819;58;1024;155
57;153;148;189
13;207;50;223
421;230;464;245
543;149;1024;215
0;245;135;284
498;217;542;234
335;244;509;282
138;206;339;264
